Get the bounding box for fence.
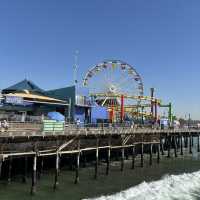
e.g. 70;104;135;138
0;114;43;122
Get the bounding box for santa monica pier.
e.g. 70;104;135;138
0;59;199;195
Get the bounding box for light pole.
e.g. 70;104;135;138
73;50;79;85
188;113;191;129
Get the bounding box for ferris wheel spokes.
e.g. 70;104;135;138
83;60;144;107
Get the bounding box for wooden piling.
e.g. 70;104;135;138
131;146;135;169
22;157;28;183
7;157;12;184
69;154;73;170
75;139;80;184
94;138;99;179
0;159;2;180
53;152;60;190
30;154;37;195
38;157;44;180
141;143;144;168
157;144;160;164
106;147;111;175
82;153;87;168
167;136;171;158
192;135;194;147
198;135;200;152
106;136;111;175
121;147;125;171
189;135;192;154
160;137;164;155
149;143;153;166
74;152;80;184
174;136;177;157
180;135;183;155
177;135;180;150
185;135;188;148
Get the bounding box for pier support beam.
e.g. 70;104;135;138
22;157;28;183
174;136;177;157
0;159;2;180
106;137;111;175
94;138;99;179
31;154;37;195
125;148;129;160
7;157;12;184
106;147;111;175
38;157;44;180
167;136;171;158
157;144;160;164
75;139;80;184
177;136;180;150
149;143;153;166
74;152;80;184
141;143;144;168
121;147;125;172
180;135;183;156
53;153;60;190
184;136;188;148
82;153;87;168
131;146;135;169
160;137;164;155
197;135;200;152
189;135;192;154
192;135;194;147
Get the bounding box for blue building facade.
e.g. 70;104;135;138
47;85;92;123
91;103;108;123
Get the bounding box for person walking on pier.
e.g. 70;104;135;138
1;119;9;132
76;118;81;129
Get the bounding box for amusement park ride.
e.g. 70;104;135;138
83;60;173;125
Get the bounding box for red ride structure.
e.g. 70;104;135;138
120;95;124;122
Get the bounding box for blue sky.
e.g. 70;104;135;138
0;0;200;119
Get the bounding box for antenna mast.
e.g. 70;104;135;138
73;50;79;85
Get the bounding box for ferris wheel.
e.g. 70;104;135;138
83;60;144;107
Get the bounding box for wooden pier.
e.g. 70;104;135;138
0;123;199;195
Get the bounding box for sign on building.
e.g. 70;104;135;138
6;96;24;105
76;95;91;106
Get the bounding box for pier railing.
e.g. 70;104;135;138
0;126;199;138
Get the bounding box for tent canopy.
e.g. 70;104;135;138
47;112;65;121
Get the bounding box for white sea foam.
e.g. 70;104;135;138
84;171;200;200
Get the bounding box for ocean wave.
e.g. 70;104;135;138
83;171;200;200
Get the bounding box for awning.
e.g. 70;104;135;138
5;93;69;106
75;104;92;108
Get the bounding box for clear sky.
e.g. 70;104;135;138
0;0;200;119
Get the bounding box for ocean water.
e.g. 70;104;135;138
84;139;200;200
84;171;200;200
